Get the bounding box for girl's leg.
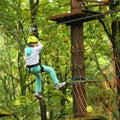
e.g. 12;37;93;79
30;66;42;92
34;73;42;93
42;65;59;85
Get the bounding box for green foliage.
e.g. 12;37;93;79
84;19;112;78
0;0;120;120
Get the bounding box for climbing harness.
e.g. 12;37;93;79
26;63;44;73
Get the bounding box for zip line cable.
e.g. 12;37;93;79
1;9;120;34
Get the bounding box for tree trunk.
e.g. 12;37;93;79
39;99;47;120
70;0;86;117
29;0;39;25
71;22;86;117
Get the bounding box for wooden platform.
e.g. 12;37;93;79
49;10;105;25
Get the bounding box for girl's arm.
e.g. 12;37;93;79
34;42;43;53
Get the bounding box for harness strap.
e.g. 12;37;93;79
40;65;44;72
26;63;39;68
26;63;44;72
27;63;39;73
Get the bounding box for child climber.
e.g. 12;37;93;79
25;35;66;99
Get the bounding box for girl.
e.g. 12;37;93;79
25;36;66;99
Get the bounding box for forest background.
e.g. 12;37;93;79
0;0;120;120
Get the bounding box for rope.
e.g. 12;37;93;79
70;73;119;118
73;84;87;115
67;53;119;117
67;79;98;84
71;78;86;80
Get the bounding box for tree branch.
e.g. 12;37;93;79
98;18;113;43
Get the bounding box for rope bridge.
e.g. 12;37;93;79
68;79;118;119
64;58;119;119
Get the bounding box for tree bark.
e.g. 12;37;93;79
39;99;47;120
71;22;86;117
70;0;86;117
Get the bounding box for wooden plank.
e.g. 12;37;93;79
49;10;104;24
49;9;120;24
49;11;83;21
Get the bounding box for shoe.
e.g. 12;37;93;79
34;93;43;99
55;82;66;90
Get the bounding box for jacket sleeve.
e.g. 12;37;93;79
34;42;43;53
